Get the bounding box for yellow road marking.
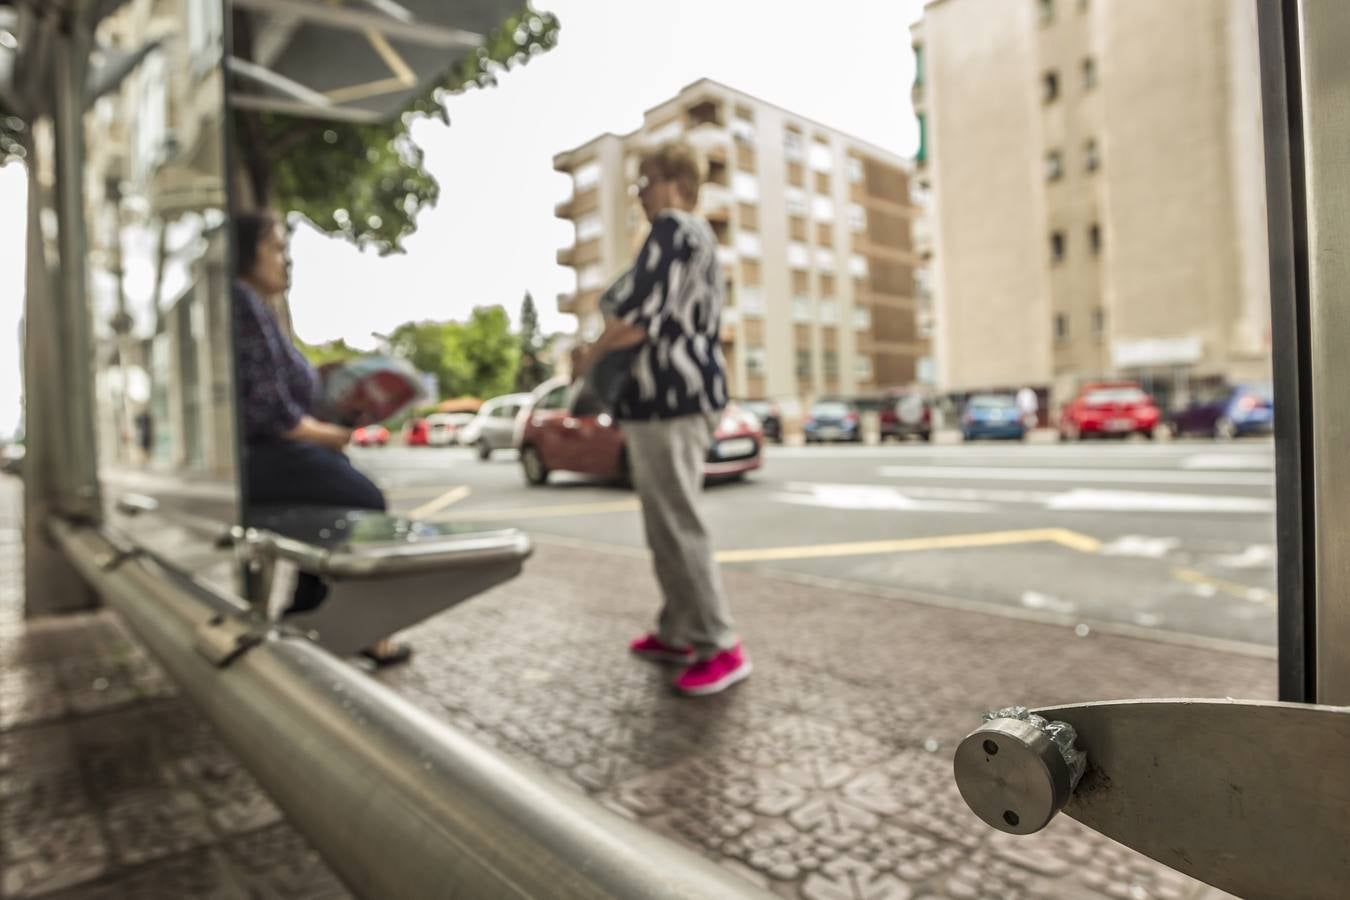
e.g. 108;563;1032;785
407;486;471;520
1174;568;1275;603
434;498;641;522
715;528;1102;564
382;485;455;500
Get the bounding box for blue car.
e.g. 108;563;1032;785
803;400;862;443
1168;383;1273;439
962;394;1027;441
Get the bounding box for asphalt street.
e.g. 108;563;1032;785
350;436;1277;650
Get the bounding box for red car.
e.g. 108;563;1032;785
1059;382;1162;440
519;378;762;486
404;418;430;446
352;425;390;447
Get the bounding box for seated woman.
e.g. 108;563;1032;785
232;210;410;667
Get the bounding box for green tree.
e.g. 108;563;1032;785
232;6;560;254
386;307;518;400
298;338;363;367
515;292;553;391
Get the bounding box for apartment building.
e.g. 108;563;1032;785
914;0;1270;410
554;78;928;404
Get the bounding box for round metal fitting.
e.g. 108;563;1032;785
952;717;1074;835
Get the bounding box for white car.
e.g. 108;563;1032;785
425;413;476;447
458;393;533;460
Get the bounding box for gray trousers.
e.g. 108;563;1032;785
623;413;737;658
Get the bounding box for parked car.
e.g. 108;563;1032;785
352;425;390;447
880;390;933;442
737;399;782;443
1168;383;1273;439
803;399;861;443
518;378;762;486
1059;382;1162;440
961;394;1026;441
458;392;533;460
425;412;476;447
404;418;430;446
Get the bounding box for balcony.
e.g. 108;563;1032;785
554;197;574;219
557;238;602;268
556;288;601;316
685;120;729;159
717;246;737;269
700;182;731;219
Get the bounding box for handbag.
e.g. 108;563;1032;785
584;344;641;413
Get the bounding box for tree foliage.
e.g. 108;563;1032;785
234;6;561;254
298;337;363;367
386;306;520;400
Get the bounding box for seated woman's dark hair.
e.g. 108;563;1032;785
233;211;278;278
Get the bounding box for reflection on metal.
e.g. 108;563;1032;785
51;519;770;900
954;700;1350;900
1296;0;1350;704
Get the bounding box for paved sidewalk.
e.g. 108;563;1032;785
0;476;1271;898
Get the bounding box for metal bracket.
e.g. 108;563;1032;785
193;612;270;668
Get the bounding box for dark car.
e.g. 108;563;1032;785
803;399;861;444
1168;383;1273;439
1059;382;1162;441
518;378;762;486
962;394;1026;441
879;390;933;442
738;399;782;443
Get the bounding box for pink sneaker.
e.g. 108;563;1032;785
629;633;695;664
674;645;752;696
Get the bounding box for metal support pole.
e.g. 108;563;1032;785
50;520;771;900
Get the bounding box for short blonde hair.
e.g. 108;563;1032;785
639;141;703;205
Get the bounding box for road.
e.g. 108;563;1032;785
350;437;1277;650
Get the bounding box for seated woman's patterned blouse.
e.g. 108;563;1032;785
233;281;318;443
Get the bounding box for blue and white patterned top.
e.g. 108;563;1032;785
233;281;317;443
602;210;728;420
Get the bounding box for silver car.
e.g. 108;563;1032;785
460;393;533;460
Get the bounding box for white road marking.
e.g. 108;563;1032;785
1182;453;1274;471
771;484;994;513
778;482;1274;515
1020;591;1077;614
879;465;1271;487
1046;489;1273;514
1212;545;1277;569
1100;536;1182;558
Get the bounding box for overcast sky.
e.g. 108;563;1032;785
0;0;924;439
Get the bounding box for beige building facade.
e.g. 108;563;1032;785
914;0;1271;410
554;79;929;405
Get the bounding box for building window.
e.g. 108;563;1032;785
786;187;809;217
1046;150;1063;182
1092;307;1105;337
1043;70;1060;103
578;264;605;290
575;214;602;242
747;347;767;374
1050;231;1066;263
819;300;838;324
648;119;683;144
809;140;833;174
850;254;870;279
573;161;601;193
1083;57;1097;90
913;44;925;88
741;286;764;315
815;248;835;271
1085;138;1100;172
1040;0;1055;24
792;296;813;323
1055;313;1069;341
736;231;763;257
796;349;813;380
731;107;755;144
856;356;874;380
812;195;835;221
1089;222;1102;254
847;157;865;184
824;350;839;380
784;129;805;162
848;204;867;233
788;242;811;268
853;305;871;330
732;171;759;202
